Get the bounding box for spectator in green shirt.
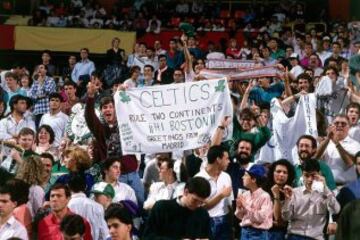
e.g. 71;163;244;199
294;135;336;191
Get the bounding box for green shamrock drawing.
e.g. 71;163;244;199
215;80;226;92
119;91;131;103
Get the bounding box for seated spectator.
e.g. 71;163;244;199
91;181;116;210
335;199;360;240
226;38;241;59
346;102;360;140
144;158;187;210
0;127;37;174
61;81;79;115
19;74;33;97
39;93;69;147
3;72;27;113
102;157;137;204
34;124;58;156
60;214;88;240
105;203;134;240
282;159;340;240
68;174;108;240
15;156;45;218
0;181;29;240
324;42;346;67
40;152;54;194
37;184;92;240
55;146;94;196
0;95;35;141
143;152;172;193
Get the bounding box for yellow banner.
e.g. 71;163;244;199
15;26;136;54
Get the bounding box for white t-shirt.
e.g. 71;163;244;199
323;136;360;184
40;111;69;147
196;169;234;217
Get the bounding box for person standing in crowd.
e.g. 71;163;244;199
346;102;360;140
282;159;340;240
166;39;184;70
91;181;116;210
196;145;233;240
123;65;141;89
85;81;144;206
154;54;174;85
71;48;96;86
60;214;88;240
38;184;93;240
266;159;295;240
37;50;56;76
3;72;27;113
61;81;79;115
0;181;29;240
294;135;336;191
30;64;56;128
315;115;360;185
62;55;77;82
35;124;58;156
39;93;69;147
235;164;273;240
143;177;211;239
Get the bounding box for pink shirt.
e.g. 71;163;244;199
235;188;273;230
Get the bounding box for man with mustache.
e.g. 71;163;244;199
294;135;336;191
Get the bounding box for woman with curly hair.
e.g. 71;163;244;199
35;124;58;157
15;155;46;218
54;146;94;196
265;159;295;240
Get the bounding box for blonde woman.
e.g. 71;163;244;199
16;155;46;218
54;146;94;196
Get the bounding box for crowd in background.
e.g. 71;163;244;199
0;0;360;240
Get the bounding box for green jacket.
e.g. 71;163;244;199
294;160;337;191
229;116;272;157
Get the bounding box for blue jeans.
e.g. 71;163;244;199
119;171;145;207
268;229;286;240
241;227;268;240
287;234;316;240
210;215;232;240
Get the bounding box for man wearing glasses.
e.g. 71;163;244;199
316;115;360;186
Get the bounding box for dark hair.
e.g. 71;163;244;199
207;145;227;164
63;80;77;88
296;135;317;149
334;114;350;123
346;102;360;113
267;159;295;190
80;48;89;53
18;127;35;138
68;173;86;193
129;65;141;76
40;152;55;165
20;74;33;88
323;66;339;76
239;108;256;121
9;95;31;112
37;124;55;144
48;92;64;102
234;138;253;152
332;41;341;47
105;203;133;225
158;54;167;60
297;73;312;82
301;159;320;172
5;72;19;81
99;96;114;109
185;177;211;199
144;64;154;72
60;214;86;237
50;183;71;198
42;49;52;57
101;156;121;179
4;179;30;205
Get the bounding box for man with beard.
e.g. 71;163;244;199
294;135;336;191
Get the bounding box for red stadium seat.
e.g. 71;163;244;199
234;10;246;19
220;10;231;18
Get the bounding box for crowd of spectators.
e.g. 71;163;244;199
0;0;360;240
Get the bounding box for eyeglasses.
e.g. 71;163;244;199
333;121;348;127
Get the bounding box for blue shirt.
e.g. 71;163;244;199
71;59;96;84
249;82;284;106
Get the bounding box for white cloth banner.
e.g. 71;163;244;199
114;78;233;154
206;59;259;69
271;93;318;164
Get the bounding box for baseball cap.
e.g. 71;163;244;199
322;36;331;41
289;53;299;59
91;182;115;199
246;164;266;179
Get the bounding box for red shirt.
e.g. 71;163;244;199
38;208;92;240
